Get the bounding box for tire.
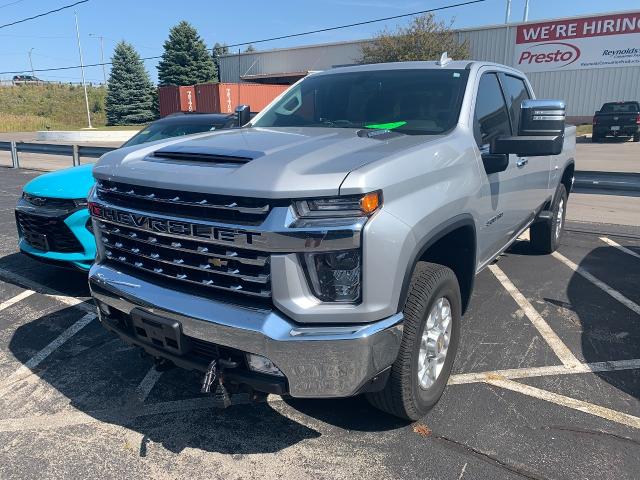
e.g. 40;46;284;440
530;183;567;254
591;134;600;143
633;132;640;143
366;262;461;420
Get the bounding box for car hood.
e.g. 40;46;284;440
93;127;442;198
23;164;95;199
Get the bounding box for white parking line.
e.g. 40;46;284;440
134;366;163;403
449;358;640;385
486;378;640;430
599;236;640;261
551;251;640;316
0;312;97;398
0;290;35;312
0;267;94;312
488;264;582;367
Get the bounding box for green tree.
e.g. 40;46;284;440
105;41;156;125
158;21;216;86
360;13;468;64
244;44;256;53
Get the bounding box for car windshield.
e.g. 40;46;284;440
253;68;469;135
600;102;639;113
122;120;226;147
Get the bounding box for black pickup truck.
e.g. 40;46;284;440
592;101;640;142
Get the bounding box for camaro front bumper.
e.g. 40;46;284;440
89;263;404;398
15;199;95;270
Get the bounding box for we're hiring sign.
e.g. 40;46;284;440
514;12;640;72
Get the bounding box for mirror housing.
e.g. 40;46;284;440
491;99;566;156
235;104;251;127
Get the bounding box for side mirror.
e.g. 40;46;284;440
491;99;565;156
235;104;251;127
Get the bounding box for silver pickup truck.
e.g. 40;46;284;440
88;59;575;419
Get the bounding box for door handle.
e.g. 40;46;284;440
516;158;528;168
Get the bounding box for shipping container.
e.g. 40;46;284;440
178;86;197;112
160;83;288;117
158;86;180;117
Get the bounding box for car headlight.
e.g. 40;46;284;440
303;250;361;303
293;191;381;219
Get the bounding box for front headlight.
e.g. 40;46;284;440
293;191;381;219
303;250;361;303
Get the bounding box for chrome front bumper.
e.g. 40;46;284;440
89;263;404;398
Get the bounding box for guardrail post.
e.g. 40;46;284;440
72;144;80;166
10;141;19;168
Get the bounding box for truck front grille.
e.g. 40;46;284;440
97;221;271;298
96;180;275;226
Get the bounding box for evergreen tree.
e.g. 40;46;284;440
105;41;156;125
244;44;256;53
158;21;216;86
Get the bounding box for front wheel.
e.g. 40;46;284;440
366;262;461;420
530;184;567;254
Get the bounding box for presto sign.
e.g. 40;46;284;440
514;12;640;72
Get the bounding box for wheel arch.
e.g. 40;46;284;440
397;214;477;315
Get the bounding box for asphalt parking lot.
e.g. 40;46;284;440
0;167;639;479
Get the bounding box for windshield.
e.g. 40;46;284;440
600;102;640;113
253;68;469;135
122;121;226;147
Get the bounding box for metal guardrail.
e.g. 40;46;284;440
0;141;115;168
1;141;639;193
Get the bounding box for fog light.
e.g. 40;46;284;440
246;353;284;377
303;250;361;303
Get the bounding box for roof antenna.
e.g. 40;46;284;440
436;52;452;67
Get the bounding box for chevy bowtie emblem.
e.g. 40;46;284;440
208;258;228;268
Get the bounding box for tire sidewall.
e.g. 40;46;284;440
407;278;461;415
549;184;568;251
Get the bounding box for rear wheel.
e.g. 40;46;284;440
366;262;461;420
633;132;640;142
530;184;567;254
592;134;601;143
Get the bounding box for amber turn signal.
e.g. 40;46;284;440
360;191;381;215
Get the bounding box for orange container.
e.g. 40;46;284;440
195;83;288;113
158;86;180;117
178;86;197;112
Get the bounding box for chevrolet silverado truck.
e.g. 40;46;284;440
88;59;575;420
592;101;640;142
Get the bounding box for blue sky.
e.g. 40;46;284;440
0;0;638;83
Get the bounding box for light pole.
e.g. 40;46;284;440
28;48;35;80
504;0;511;23
89;33;107;85
523;0;530;22
74;11;93;129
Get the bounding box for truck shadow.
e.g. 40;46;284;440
7;305;404;455
508;240;640;400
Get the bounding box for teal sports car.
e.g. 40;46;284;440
15;113;235;270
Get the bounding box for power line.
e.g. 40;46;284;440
0;0;26;10
225;0;487;47
0;0;486;75
0;0;89;30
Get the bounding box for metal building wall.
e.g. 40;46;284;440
219;24;639;119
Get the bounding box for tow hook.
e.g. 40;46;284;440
201;358;239;408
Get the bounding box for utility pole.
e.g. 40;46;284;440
504;0;511;23
28;48;35;79
523;0;530;22
74;11;93;129
89;33;107;85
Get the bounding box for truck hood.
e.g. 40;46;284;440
93;127;440;198
23;164;94;199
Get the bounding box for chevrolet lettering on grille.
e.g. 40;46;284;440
89;204;263;246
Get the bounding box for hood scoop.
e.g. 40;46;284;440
148;145;263;166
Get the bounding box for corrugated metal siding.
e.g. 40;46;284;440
219;25;639;117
